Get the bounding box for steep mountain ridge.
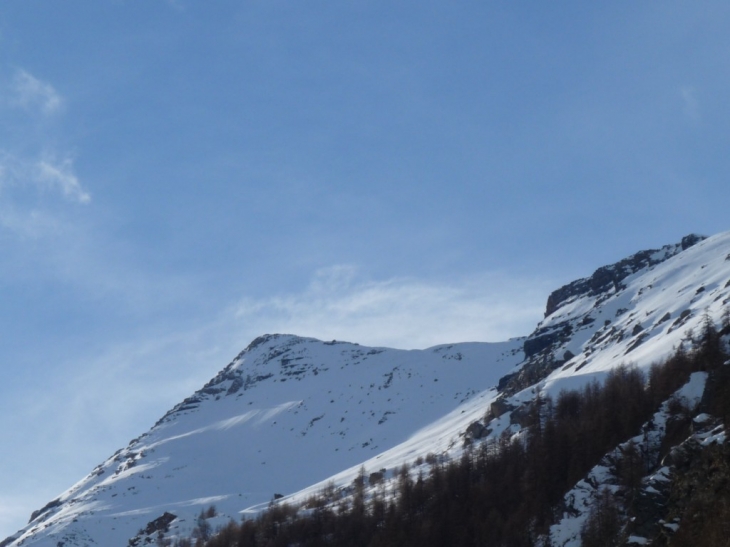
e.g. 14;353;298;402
499;233;715;397
544;234;705;318
6;231;730;547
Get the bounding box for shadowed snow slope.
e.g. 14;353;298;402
6;230;730;547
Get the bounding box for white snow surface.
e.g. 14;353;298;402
7;230;730;547
7;335;523;546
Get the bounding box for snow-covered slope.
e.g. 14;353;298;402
4;336;523;546
6;230;730;547
281;232;730;512
513;232;729;399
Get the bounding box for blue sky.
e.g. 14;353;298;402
2;0;730;536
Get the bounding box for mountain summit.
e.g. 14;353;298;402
6;231;730;547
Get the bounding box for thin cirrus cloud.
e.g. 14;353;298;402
36;157;91;204
0;153;91;205
234;266;550;349
0;154;90;242
0;69;90;235
10;69;63;116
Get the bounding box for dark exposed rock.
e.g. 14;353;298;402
127;513;177;547
523;334;559;358
226;376;244;395
143;512;176;536
632;323;644;336
497;372;518;392
200;386;226;396
625;333;649;355
500;320;579;394
669;310;692;333
29;499;62;523
522;322;573;359
657;312;671;325
368;471;385;486
544;235;705;317
490;398;515;418
465;421;488;441
245;334;277;352
681;233;704;250
499;353;564;396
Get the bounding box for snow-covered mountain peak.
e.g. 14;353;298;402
5;334;523;547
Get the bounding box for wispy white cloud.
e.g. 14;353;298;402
0;152;90;206
0;69;89;240
36;156;91;204
10;69;63;115
235;265;550;348
0;153;89;245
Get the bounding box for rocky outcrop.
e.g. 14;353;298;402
465;421;489;441
127;512;177;546
28;499;61;524
544;235;705;317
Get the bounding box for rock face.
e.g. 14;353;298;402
495;234;712;398
544;234;706;318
